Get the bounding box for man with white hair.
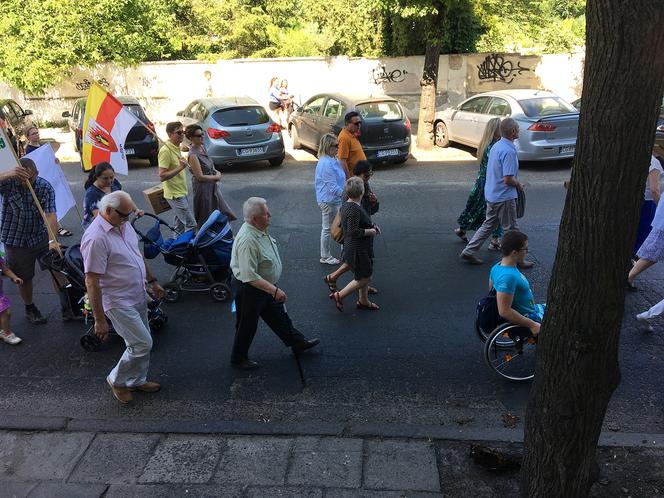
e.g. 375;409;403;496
460;118;533;268
230;196;320;370
81;191;165;403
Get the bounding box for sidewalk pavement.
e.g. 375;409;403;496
1;427;662;498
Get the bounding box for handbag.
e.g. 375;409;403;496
330;211;344;244
516;188;526;218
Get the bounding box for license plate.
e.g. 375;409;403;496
124;148;135;155
239;147;265;156
560;145;575;154
376;149;400;158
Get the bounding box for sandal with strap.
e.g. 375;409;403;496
454;228;469;243
329;291;343;312
57;227;73;237
356;301;380;311
323;275;337;292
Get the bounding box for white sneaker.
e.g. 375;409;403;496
324;257;341;265
636;313;654;332
0;331;22;345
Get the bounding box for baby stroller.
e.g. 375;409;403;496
132;210;233;303
38;244;168;352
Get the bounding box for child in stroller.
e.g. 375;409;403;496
38;245;167;352
133;209;233;303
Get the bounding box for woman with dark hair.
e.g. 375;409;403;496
82;162;122;229
185;124;236;227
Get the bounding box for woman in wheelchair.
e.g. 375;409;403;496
489;230;545;337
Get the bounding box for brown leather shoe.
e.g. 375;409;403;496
129;381;161;393
107;378;132;404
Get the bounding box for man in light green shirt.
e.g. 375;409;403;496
229;197;320;370
158;121;196;233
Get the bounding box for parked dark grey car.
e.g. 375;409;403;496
62;96;159;168
288;93;411;165
177;97;285;168
0;99;33;136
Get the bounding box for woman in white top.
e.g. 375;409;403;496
633;153;663;254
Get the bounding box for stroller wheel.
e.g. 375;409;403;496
163;284;181;303
210;282;231;302
80;334;102;352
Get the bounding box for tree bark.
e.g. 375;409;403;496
521;1;664;497
415;2;446;150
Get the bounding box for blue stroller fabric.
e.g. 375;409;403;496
191;210;233;266
143;219;195;259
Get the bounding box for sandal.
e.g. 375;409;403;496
356;301;380;311
368;286;378;295
454;228;469;243
323;275;337;292
329;291;343;312
57;227;73;237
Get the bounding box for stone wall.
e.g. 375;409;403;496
0;52;584;125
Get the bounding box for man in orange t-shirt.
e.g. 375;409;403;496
337;111;366;178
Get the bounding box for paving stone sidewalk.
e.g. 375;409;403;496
1;429;663;498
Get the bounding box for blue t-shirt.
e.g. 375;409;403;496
82;180;122;228
490;262;535;316
485;137;519;203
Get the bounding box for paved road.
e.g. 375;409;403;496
1;150;663;437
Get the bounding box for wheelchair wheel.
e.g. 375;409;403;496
80;333;102;352
475;317;514;348
163;284;181;303
210;282;231;302
484;323;536;381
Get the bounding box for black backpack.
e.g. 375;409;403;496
476;288;504;335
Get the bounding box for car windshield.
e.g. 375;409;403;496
124;104;147;121
518;97;577;117
356;101;403;120
212;107;270;126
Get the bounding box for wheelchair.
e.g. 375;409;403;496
476;316;537;381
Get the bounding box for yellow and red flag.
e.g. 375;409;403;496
81;83;138;175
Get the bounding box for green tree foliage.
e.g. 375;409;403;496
0;0;586;93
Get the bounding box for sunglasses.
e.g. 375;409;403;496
113;208;133;219
351;121;362;126
192;133;204;138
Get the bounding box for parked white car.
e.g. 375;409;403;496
433;89;579;161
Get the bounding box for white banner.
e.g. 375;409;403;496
25;145;77;221
0;128;21;173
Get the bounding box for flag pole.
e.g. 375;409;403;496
1;129;62;258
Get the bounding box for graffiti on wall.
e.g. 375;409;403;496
75;78;110;91
477;54;530;84
370;65;409;85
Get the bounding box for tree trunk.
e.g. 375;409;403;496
415;2;446;150
521;1;664;497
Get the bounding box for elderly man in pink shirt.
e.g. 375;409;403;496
81;191;164;404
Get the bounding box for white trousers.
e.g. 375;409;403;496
319;202;340;259
106;302;152;388
639;298;664;320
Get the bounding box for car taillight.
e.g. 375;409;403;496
528;123;557;132
207;128;230;139
404;117;411;132
266;123;281;133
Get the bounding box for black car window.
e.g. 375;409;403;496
356;101;403;120
183;102;197;118
1;103;18;122
486;98;512;116
124;104;147;122
193;104;208;122
212;106;270;126
459;96;491;114
518;97;577;117
303;97;325;115
9;101;24;118
323;99;344;119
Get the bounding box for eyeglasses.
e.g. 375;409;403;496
519;247;529;252
350;121;362;126
113;208;133;219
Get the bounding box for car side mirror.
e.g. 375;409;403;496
62;111;71;118
23;109;33;116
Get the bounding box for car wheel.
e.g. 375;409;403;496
290;125;301;149
434;121;450;148
269;155;285;167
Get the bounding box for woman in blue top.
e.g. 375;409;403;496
489;230;545;336
315;133;346;265
82;162;122;229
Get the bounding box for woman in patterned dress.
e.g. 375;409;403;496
454;118;503;250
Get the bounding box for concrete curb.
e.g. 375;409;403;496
2;414;663;448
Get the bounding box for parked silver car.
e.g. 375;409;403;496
176;97;285;167
434;89;579;161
